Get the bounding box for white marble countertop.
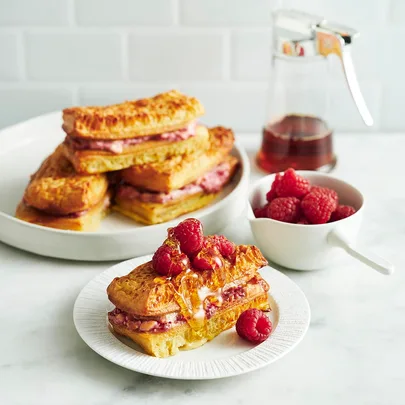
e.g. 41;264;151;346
0;134;404;405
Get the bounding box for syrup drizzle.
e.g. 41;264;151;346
168;257;237;337
152;243;267;339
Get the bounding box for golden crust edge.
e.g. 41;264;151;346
62;90;205;139
15;192;111;231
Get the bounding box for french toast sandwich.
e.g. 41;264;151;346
107;219;270;358
120;126;235;193
62;90;209;174
16;145;110;231
113;127;239;225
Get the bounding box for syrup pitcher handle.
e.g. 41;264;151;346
327;229;394;276
315;26;373;127
340;51;373;126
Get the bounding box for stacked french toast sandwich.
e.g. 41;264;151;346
16;91;239;231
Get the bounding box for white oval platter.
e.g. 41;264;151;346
0;112;249;261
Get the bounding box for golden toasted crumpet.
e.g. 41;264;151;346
120;126;235;192
107;245;268;317
62;90;205;139
62;125;210;174
23;145;108;215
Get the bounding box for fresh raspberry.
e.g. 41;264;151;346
205;235;235;257
152;243;190;277
266;173;282;202
169;218;204;256
297;217;310;225
310;186;338;210
254;204;269;218
236;308;272;343
275;168;310;198
254;206;265;218
301;193;335;224
330;205;356;222
192;247;223;271
267;197;301;223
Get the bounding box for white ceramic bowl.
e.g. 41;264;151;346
248;171;393;274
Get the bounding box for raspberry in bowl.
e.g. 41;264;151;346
248;169;393;274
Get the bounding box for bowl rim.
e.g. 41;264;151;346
248;170;365;228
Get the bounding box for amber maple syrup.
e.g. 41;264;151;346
163;246;235;340
257;114;337;173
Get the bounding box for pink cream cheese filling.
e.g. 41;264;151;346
23;193;110;218
108;308;186;333
66;121;197;154
117;161;232;204
108;278;266;333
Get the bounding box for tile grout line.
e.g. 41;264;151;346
0;26;272;34
67;0;76;26
16;31;27;81
173;0;180;25
222;29;232;82
0;80;270;88
121;33;130;81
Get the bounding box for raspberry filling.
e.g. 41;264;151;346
66;121;197;154
22;198;89;218
117;161;232;204
108;309;186;333
22;194;110;218
205;286;246;319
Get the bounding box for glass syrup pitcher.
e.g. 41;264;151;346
257;9;373;173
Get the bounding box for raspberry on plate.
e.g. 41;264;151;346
330;205;356;222
266;173;282;202
205;235;236;257
275;168;310;198
170;218;204;256
236;308;272;343
301;192;335;224
310;186;338;210
267;197;301;223
152;243;191;277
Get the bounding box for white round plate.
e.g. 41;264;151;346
73;255;310;380
0;113;249;261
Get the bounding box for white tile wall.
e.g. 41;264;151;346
180;0;274;26
79;85;176;106
231;30;272;81
0;34;21;80
179;84;268;132
128;33;225;81
0;0;403;132
0;88;73;129
283;0;387;31
381;87;405;131
25;33;123;81
76;0;175;26
389;0;405;25
0;0;69;26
